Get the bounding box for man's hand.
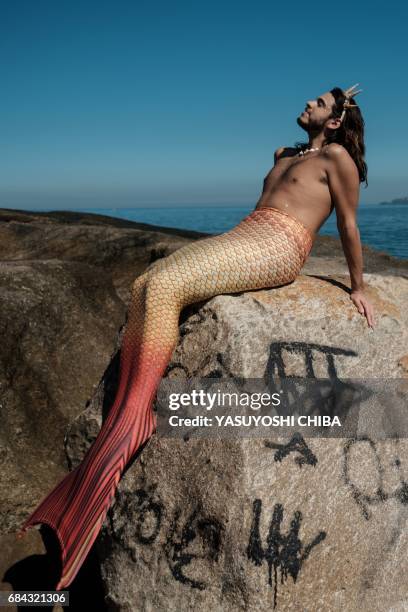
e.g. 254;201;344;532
350;289;375;329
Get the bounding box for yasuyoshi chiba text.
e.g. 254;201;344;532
168;415;342;428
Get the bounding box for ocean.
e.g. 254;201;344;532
36;203;408;260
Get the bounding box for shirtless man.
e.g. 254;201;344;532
255;87;375;329
17;86;376;588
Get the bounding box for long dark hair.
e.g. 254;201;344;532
295;86;368;187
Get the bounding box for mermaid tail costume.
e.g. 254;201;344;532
17;207;314;589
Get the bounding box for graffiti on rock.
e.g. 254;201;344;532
266;341;357;380
264;432;318;467
343;436;408;520
164;505;224;589
133;488;163;544
130;488;224;590
247;498;326;608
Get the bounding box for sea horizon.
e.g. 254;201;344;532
2;202;407;260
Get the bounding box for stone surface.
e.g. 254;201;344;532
0;208;206;303
0;208;209;603
66;271;408;611
1;207;408;609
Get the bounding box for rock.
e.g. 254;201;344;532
0;259;124;532
0;208;206;525
0;207;208;601
0;208;208;303
66;271;408;611
2;207;408;607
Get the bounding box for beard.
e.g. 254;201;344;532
296;114;310;132
296;115;307;130
296;114;326;134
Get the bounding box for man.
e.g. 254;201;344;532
18;85;375;590
255;85;375;329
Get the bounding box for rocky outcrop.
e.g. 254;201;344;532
0;208;207;524
0;208;207;303
1;207;408;610
0;208;206;601
66;271;408;611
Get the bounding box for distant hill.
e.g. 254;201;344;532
379;196;408;205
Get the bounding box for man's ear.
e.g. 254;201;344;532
326;116;342;130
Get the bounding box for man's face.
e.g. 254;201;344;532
297;91;336;132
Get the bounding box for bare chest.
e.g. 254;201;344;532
263;155;328;192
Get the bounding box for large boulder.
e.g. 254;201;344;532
1;207;407;608
0;208;206;531
0;208;204;602
66;271;408;611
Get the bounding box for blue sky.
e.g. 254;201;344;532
1;0;407;208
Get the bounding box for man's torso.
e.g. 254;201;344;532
254;145;337;235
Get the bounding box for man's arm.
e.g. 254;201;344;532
326;143;363;290
326;143;375;328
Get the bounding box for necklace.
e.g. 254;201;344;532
297;146;321;157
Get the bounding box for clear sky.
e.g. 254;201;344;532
1;0;407;208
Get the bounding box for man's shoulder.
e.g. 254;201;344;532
323;142;352;162
324;142;360;185
324;143;360;181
